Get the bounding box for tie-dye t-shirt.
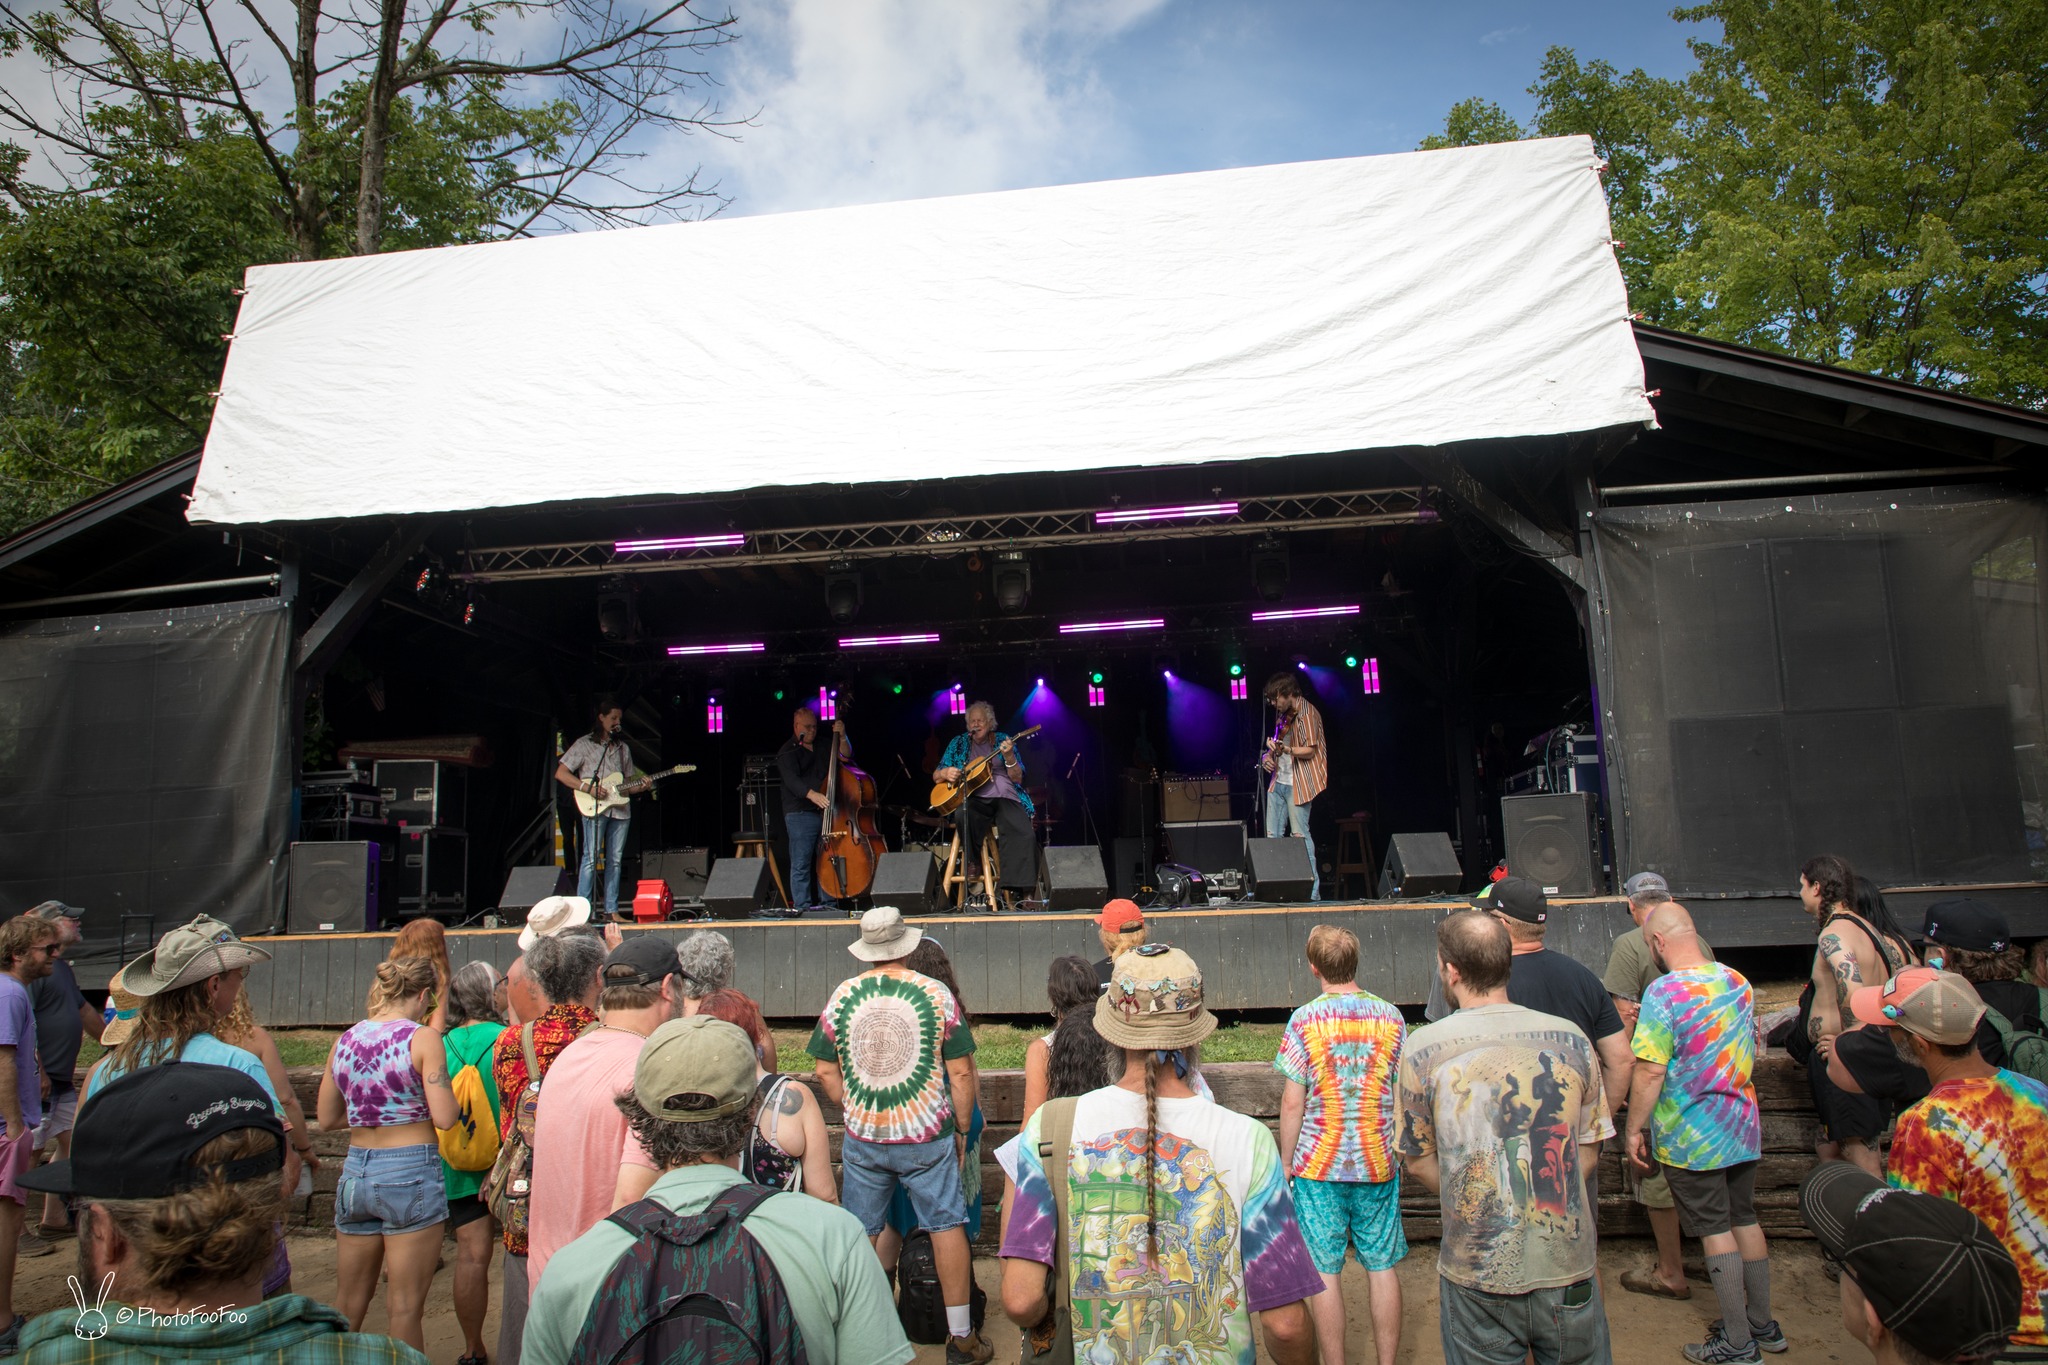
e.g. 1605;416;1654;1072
1889;1071;2048;1346
1002;1087;1322;1365
807;968;975;1144
1631;963;1760;1172
1274;990;1405;1182
1397;1003;1612;1294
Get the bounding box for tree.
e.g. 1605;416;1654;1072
1422;0;2048;409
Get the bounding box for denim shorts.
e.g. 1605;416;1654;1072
1293;1176;1408;1274
840;1131;966;1237
335;1143;449;1236
1438;1274;1613;1365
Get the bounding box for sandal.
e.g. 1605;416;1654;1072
1620;1267;1692;1300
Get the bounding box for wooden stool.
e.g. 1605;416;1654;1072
733;834;791;909
941;825;1000;910
1332;816;1376;899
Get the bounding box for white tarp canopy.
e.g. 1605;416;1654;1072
190;135;1655;525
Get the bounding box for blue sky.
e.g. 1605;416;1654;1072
680;0;1709;217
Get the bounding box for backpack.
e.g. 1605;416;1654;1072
572;1183;808;1365
480;1025;542;1240
895;1229;987;1345
438;1032;501;1171
1019;1097;1079;1365
1982;987;2048;1085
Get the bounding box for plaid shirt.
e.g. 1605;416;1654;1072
18;1292;429;1364
491;1001;597;1256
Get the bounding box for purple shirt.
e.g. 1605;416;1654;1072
968;740;1021;803
0;977;42;1137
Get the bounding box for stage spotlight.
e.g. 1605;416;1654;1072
705;698;725;734
824;560;862;625
1251;538;1289;602
1229;663;1243;677
1088;682;1105;707
1091;671;1105;684
992;551;1032;614
1344;654;1359;668
892;683;903;695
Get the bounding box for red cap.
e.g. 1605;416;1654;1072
1095;899;1145;933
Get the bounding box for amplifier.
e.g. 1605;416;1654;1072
1161;776;1231;823
1162;820;1246;876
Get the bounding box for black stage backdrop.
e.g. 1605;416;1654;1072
0;598;292;977
1597;486;2047;897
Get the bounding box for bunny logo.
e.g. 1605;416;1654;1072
68;1271;114;1340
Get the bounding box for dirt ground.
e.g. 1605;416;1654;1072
9;1227;1859;1364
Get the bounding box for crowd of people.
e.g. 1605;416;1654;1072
0;853;2039;1364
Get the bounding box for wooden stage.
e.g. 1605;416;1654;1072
227;883;2048;1027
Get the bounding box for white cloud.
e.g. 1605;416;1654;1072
1479;24;1529;46
673;0;1171;216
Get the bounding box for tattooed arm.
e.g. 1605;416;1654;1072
1810;930;1864;1043
415;1028;460;1130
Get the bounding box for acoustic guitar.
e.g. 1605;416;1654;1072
927;725;1043;815
573;763;696;818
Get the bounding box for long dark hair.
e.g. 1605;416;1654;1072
1850;876;1915;961
1047;1006;1115;1099
1045;955;1096;1019
1801;854;1857;915
904;940;970;1026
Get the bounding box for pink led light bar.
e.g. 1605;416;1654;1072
1059;618;1166;635
1362;658;1382;695
615;533;746;554
1251;604;1361;622
839;632;940;648
1094;501;1239;525
665;641;765;656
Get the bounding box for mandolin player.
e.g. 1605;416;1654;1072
935;700;1037;910
778;707;851;912
555;699;638;920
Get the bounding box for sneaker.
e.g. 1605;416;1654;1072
0;1313;25;1358
946;1332;995;1365
14;1233;51;1258
1709;1319;1787;1354
1683;1328;1762;1364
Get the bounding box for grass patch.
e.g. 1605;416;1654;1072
771;1020;1287;1074
79;1030;340;1071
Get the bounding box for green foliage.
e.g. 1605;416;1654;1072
1421;0;2048;408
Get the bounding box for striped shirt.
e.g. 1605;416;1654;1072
1276;699;1327;805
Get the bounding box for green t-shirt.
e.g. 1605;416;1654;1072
806;968;975;1144
1603;925;1715;1003
441;1020;506;1200
523;1164;914;1365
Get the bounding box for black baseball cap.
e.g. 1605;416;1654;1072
1922;898;2011;954
20;1063;283;1200
1489;876;1549;924
602;936;681;989
1800;1161;2020;1361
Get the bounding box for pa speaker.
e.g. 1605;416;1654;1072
1040;846;1109;911
1503;792;1600;897
703;857;770;920
1111;837;1148;899
872;851;942;915
1246;838;1314;902
496;866;564;920
642;848;711;901
288;841;380;933
1161;820;1247;876
1378;833;1462;898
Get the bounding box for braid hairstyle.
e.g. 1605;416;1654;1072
1142;1048;1159;1267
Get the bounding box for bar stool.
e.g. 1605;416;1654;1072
732;833;791;909
1332;815;1376;899
941;825;1000;910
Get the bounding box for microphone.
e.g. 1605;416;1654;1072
1066;751;1080;780
897;754;914;781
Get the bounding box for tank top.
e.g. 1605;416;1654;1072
331;1018;430;1128
740;1074;801;1192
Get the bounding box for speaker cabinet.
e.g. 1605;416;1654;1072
1246;837;1314;902
1503;792;1600;897
703;857;770;920
372;759;466;830
496;866;565;920
1040;846;1109;911
1111;837;1148;900
395;829;467;912
1378;832;1463;898
1161;820;1247;876
288;841;381;933
642;848;711;902
871;851;943;915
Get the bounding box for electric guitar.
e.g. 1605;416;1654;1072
573;763;696;818
928;725;1043;815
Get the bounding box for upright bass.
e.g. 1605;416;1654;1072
817;717;882;901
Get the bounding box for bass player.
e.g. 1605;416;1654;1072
555;699;638;920
778;706;851;912
934;700;1037;910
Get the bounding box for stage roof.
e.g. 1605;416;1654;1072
189;136;1656;526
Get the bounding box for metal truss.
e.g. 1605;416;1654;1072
457;487;1435;583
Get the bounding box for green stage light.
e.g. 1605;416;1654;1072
892;683;903;694
1345;655;1359;668
1091;671;1104;684
1229;663;1243;676
773;689;785;700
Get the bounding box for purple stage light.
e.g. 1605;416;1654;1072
1252;604;1362;622
839;632;939;648
1296;661;1308;671
1036;677;1045;686
705;699;725;734
1093;501;1239;525
1362;658;1382;695
948;685;967;716
1229;677;1249;700
1059;618;1166;635
1163;669;1174;680
1087;684;1105;708
817;686;838;721
615;533;746;554
666;641;765;656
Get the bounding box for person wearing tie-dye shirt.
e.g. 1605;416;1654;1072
1850;965;2048;1356
1626;903;1777;1364
1275;925;1406;1365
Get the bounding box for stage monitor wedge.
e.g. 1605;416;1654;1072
703;857;771;920
288;841;380;933
642;848;711;902
1246;837;1314;902
1379;833;1462;898
1040;846;1109;911
1503;792;1600;897
497;866;565;921
871;851;943;915
1162;820;1247;877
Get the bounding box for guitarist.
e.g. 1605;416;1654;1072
778;707;851;912
1261;672;1326;900
554;700;638;920
935;701;1036;910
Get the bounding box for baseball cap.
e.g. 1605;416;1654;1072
1801;1161;2020;1361
1489;876;1549;924
1849;966;1986;1045
19;1062;284;1200
633;1016;758;1122
1095;899;1145;934
28;901;82;922
1622;871;1670;900
1922;898;2011;954
602;936;680;989
120;916;272;998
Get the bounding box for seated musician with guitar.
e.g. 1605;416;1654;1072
933;702;1037;911
553;700;643;920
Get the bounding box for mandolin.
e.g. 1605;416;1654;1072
573;763;696;818
927;725;1043;815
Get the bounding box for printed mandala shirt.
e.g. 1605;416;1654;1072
1274;989;1405;1182
1631;962;1760;1171
1889;1070;2048;1346
808;967;975;1144
1002;1086;1322;1365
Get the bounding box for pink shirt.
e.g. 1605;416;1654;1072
525;1025;657;1289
